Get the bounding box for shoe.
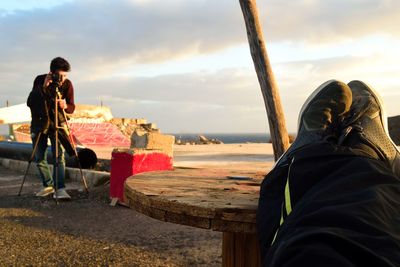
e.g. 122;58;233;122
53;188;71;200
275;79;353;166
262;80;352;247
36;186;55;197
344;80;400;175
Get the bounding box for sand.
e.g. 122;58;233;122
93;143;275;172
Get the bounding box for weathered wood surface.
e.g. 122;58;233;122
124;167;265;233
239;0;289;160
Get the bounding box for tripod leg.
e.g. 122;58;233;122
54;91;59;204
65;127;89;194
58;107;90;194
76;156;89;194
18;132;42;196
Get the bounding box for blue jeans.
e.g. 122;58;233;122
31;131;66;189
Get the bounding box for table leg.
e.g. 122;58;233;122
222;232;261;267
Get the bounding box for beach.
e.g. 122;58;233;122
94;143;275;172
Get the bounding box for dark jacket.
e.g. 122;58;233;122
27;74;75;133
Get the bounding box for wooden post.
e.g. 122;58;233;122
239;0;289;160
222;232;261;267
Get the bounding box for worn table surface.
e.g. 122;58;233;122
124;167;265;233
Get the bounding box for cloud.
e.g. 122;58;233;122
0;0;399;133
0;0;244;76
258;0;400;43
3;52;400;133
274;52;400;130
74;49;400;133
1;0;399;76
75;68;270;133
88;95;269;134
80;69;260;105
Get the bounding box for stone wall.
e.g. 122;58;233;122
131;130;175;157
67;104;113;122
109;118;160;139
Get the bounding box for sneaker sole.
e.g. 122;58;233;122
349;80;400;154
36;190;55;197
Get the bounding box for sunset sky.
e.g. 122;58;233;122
0;0;399;133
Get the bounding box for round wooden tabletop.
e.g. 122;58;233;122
124;167;265;233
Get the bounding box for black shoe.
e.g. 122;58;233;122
275;80;352;166
344;80;400;176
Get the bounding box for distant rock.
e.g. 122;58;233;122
199;135;208;143
175;135;223;145
198;135;223;145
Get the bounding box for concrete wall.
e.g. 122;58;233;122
131;130;175;157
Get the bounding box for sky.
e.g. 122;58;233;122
0;0;399;134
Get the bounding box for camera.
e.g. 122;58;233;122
51;73;63;87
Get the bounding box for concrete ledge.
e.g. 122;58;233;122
0;157;110;188
67;168;110;188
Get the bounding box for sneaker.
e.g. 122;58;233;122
275;79;353;166
345;80;400;175
53;188;71;200
35;186;55;197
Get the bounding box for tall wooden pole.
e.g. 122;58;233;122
225;2;290;265
239;0;289;160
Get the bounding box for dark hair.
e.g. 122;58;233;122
50;57;71;73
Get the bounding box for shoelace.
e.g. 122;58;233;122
342;96;372;127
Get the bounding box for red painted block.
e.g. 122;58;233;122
110;149;173;203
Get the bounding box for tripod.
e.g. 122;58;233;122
18;85;89;200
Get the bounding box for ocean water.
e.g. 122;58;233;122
171;133;272;144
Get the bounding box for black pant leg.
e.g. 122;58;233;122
258;143;400;266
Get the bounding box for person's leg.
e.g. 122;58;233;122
257;79;353;257
257;143;369;257
49;133;66;189
258;80;400;266
344;80;400;176
265;147;400;267
31;131;54;196
49;133;71;199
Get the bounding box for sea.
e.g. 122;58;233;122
0;124;287;144
170;133;272;144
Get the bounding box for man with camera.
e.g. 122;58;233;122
27;57;75;199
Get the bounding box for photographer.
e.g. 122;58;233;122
27;57;75;199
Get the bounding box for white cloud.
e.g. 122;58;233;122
0;0;244;75
0;0;399;133
73;49;400;133
258;0;400;42
1;0;399;75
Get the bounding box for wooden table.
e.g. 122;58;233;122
124;167;265;267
